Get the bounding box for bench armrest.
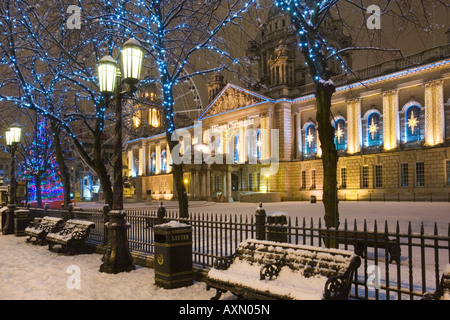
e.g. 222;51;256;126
260;253;287;280
213;253;237;270
323;256;361;300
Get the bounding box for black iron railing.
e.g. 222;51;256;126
22;204;450;300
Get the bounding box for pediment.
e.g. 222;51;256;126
199;84;270;119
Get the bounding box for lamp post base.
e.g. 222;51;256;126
99;210;135;274
2;204;16;235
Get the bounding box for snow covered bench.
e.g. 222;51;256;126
46;219;95;255
320;230;401;264
25;216;64;245
206;239;361;300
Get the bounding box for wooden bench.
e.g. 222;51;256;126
46;219;95;255
206;239;361;300
320;230;401;264
25;216;64;245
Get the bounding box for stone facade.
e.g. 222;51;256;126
125;46;450;203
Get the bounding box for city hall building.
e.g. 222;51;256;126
124;10;450;203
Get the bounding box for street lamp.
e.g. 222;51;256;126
98;39;144;274
3;123;22;235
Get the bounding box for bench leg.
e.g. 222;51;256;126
210;288;226;300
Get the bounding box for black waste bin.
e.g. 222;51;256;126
14;208;31;237
154;221;193;289
310;195;317;203
266;212;288;243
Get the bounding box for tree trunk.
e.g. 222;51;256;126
167;138;189;218
315;83;339;230
50;120;71;208
162;81;189;218
34;174;42;208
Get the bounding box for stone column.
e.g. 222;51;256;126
138;142;145;176
201;170;206;199
227;168;233;202
346;99;362;154
222;171;227;201
195;169;200;200
383;90;399;150
155;145;161;174
206;166;211;201
424;79;444;146
127;149;134;177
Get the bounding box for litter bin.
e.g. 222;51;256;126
266;212;288;243
14;208;31;237
310;195;317;203
154;221;193;289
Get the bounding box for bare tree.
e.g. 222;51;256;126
90;0;260;217
275;0;448;233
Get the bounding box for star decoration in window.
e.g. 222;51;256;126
407;111;419;134
368;117;378;140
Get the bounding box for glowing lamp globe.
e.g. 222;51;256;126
98;55;118;94
121;38;143;86
6;123;21;146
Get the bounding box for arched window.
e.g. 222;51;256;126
149;108;160;127
405;105;421;142
160;150;167;173
234;135;240;163
150;152;156;174
334;119;346;151
367;112;382;146
133;108;141;128
305;124;317;155
256;129;262;160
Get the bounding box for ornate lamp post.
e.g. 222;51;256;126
98;39;144;274
3;123;22;235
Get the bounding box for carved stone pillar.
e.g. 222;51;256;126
424;79;444;146
346;99;362;154
383;90;399;150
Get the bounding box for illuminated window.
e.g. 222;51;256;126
160;150;167;173
149;108;160;127
405;106;422;142
334;119;346;151
367;112;382;146
305;124;317;155
233;135;240;163
150;153;156;174
133;109;141;128
256;129;262;159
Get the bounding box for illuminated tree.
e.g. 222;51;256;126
92;0;259;217
275;0;447;231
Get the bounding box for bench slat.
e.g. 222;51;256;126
206;239;361;300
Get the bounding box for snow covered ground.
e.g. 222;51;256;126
1;201;448;303
0;234;228;300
